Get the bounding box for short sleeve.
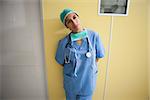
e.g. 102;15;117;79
55;40;65;65
95;33;105;58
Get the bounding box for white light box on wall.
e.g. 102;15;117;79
98;0;130;16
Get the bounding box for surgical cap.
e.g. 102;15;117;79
60;8;78;25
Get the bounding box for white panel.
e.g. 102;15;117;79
2;29;34;53
0;66;1;99
1;0;47;100
0;0;3;65
2;0;26;31
0;1;3;99
2;52;37;66
2;65;46;100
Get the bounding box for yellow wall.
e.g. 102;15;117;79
106;1;148;100
148;0;150;98
42;0;148;100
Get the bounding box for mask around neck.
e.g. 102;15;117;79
71;30;87;41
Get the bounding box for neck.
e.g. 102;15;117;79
72;27;84;33
70;28;87;42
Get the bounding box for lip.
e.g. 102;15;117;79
73;24;80;29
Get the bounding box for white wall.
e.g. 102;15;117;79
1;0;47;100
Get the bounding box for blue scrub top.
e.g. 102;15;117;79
55;29;105;95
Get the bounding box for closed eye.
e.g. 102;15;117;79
73;15;77;19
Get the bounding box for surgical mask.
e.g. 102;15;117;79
71;30;87;41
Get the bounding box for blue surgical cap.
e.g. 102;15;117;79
60;8;78;25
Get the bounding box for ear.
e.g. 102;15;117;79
65;25;69;28
65;24;69;28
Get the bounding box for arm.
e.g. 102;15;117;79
55;40;65;65
95;32;105;60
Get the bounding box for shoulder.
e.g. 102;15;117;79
58;34;70;45
86;28;100;38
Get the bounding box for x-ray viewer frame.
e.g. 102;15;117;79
98;0;130;16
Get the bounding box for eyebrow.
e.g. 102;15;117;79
66;15;75;20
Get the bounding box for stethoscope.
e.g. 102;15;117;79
64;33;93;64
64;33;93;77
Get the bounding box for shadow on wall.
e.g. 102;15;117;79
46;18;68;37
44;18;69;100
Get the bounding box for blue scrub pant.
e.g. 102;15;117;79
66;92;92;100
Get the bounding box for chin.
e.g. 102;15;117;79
75;27;82;31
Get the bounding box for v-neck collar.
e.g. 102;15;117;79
72;38;86;50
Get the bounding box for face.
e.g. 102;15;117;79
65;13;82;33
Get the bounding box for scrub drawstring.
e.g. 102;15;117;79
74;50;78;77
73;37;92;77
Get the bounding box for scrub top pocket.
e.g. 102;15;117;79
63;74;76;93
86;50;98;75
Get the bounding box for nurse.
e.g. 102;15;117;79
55;8;105;100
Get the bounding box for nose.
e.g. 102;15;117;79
71;19;77;25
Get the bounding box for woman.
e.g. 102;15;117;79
55;8;105;100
